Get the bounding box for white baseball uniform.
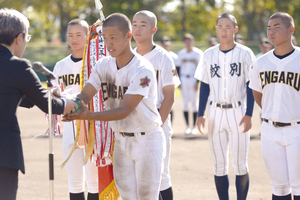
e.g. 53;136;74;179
168;50;178;122
177;47;203;112
88;53;165;200
250;48;300;196
134;45;180;191
169;51;178;66
52;55;98;193
195;43;255;176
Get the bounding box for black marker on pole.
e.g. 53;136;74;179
33;61;55;200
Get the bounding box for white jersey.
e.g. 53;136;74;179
52;55;81;146
88;53;162;132
195;43;255;103
177;47;203;77
134;45;180;108
52;55;81;94
249;48;300;122
256;52;263;59
169;51;179;66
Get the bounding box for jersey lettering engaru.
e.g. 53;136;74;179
250;48;300;123
88;53;162;133
52;55;82;146
52;55;81;94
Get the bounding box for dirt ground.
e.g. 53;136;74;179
16;97;272;200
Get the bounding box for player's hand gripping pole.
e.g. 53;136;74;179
47;79;54;200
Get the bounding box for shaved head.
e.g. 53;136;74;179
269;12;294;29
133;10;157;28
103;13;131;36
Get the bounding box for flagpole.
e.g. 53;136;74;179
47;79;54;200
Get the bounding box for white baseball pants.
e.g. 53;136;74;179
160;115;172;191
207;105;250;176
113;127;165;200
261;121;300;196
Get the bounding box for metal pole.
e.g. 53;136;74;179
47;80;54;200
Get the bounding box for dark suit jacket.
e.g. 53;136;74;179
0;45;65;174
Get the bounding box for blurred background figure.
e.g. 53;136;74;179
208;36;218;47
292;35;297;46
235;34;246;45
67;44;72;55
256;37;272;59
161;36;178;125
177;33;203;135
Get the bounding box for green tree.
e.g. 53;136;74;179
233;0;300;41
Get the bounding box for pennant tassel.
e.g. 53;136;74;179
98;165;119;200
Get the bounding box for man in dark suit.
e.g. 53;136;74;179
0;8;77;200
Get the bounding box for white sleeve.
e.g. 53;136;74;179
249;60;262;93
125;68;155;98
52;63;60;86
177;52;182;67
244;49;256;83
87;62;102;92
161;54;177;88
194;54;209;84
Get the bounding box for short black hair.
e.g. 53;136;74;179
269;12;294;29
68;19;89;34
217;13;237;27
103;13;131;36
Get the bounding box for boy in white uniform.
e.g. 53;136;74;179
160;36;178;125
177;33;203;135
63;13;165;200
250;12;300;200
195;13;255;200
132;10;180;200
52;19;99;200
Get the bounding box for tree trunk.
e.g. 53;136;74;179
181;0;186;37
58;2;70;43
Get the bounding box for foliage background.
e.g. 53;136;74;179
0;0;299;79
1;0;299;42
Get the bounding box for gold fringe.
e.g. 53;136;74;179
60;26;92;168
83;106;95;165
99;180;120;200
60;120;83;168
80;26;91;91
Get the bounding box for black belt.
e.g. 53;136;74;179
119;132;145;137
210;101;241;109
262;118;300;128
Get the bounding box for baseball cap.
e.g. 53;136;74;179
161;36;171;45
260;37;271;47
183;33;194;41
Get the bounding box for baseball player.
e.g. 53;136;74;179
63;13;165;200
132;10;180;200
161;35;178;125
52;19;99;200
208;36;218;47
195;13;255;200
250;12;300;200
235;34;246;45
177;33;203;135
160;36;178;67
292;35;297;46
256;37;272;59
